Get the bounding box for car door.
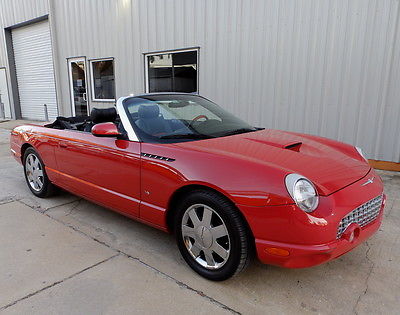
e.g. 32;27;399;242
53;130;140;217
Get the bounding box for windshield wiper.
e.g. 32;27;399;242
160;133;215;139
221;128;258;136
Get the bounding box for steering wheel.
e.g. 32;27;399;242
189;115;209;127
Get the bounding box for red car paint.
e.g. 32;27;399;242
10;124;385;268
91;122;121;137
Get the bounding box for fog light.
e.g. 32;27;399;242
342;223;361;243
265;247;290;257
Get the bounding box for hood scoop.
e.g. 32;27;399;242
284;142;302;152
245;138;303;152
177;128;371;196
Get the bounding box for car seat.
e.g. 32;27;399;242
84;107;117;132
135;105;172;136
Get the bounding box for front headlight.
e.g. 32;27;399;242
285;174;319;212
355;146;367;161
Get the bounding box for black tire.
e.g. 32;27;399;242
23;147;55;198
175;190;252;281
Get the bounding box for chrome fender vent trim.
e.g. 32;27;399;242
141;152;175;162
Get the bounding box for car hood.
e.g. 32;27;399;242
173;129;370;196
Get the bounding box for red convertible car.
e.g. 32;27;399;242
10;93;385;280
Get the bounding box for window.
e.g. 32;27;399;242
90;58;115;101
122;94;256;144
145;49;198;93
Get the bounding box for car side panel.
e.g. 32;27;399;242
10;128;25;162
11;125;59;182
139;154;187;226
11;125;142;220
52;130;141;217
139;142;292;228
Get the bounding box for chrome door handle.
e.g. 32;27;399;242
83;92;87;102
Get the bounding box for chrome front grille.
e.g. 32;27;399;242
337;195;383;239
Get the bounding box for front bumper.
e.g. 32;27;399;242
240;168;385;268
255;204;383;268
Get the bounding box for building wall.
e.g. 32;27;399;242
1;0;400;162
0;0;49;65
0;0;49;119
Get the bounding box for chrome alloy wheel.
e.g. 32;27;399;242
181;204;231;269
25;153;44;192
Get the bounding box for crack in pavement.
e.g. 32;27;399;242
118;252;241;314
0;196;81;215
353;241;375;315
0;254;120;311
0;197;17;205
59;199;83;216
18;197;81;214
9;199;241;314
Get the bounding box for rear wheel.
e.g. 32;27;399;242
175;190;251;281
23;147;55;198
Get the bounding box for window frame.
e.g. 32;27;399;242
67;56;90;116
89;57;116;102
143;47;199;94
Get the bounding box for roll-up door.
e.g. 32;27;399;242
12;20;57;120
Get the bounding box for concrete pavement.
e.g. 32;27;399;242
0;119;399;314
0;201;116;308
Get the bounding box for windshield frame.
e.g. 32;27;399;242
120;93;259;143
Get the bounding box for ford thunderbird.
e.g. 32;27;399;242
10;93;385;280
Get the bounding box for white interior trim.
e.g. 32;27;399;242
116;96;139;142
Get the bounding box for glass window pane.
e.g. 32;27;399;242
147;50;197;93
172;51;197;93
148;54;173;92
123;94;254;143
71;61;88;116
92;60;115;100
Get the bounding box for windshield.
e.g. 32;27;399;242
123;94;259;143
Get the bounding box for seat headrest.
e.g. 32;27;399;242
138;105;160;119
90;107;117;124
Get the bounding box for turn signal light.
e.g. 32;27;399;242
265;247;290;257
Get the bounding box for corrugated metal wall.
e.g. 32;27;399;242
0;0;49;119
1;0;400;162
0;0;48;65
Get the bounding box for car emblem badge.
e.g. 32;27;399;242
361;177;375;186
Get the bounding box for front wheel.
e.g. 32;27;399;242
175;190;252;281
23;147;55;198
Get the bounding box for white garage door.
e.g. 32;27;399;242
12;20;58;120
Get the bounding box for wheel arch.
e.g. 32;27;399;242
21;143;33;162
166;184;254;241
